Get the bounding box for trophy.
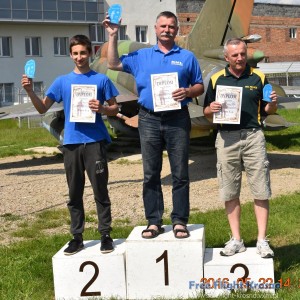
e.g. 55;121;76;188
263;84;272;102
24;59;36;78
108;4;122;24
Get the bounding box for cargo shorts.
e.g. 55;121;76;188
215;128;271;201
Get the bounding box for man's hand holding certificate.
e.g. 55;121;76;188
213;85;243;124
151;72;181;112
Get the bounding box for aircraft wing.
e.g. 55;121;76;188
263;114;297;130
277;96;300;110
188;101;203;119
113;81;138;103
0;102;63;120
0;80;137;121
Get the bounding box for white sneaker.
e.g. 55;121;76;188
256;239;274;258
220;237;246;256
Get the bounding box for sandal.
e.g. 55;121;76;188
173;224;190;239
141;225;165;239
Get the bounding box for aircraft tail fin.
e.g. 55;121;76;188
177;0;254;58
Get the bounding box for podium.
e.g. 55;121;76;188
203;248;275;297
125;224;205;299
52;239;126;300
52;225;275;299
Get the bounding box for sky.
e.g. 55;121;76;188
254;0;300;4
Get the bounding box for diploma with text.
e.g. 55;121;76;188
151;72;181;112
213;85;243;124
70;84;96;123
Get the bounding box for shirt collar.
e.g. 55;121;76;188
225;63;251;78
153;43;180;54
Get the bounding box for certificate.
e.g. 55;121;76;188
151;72;181;112
213;85;243;124
70;84;96;123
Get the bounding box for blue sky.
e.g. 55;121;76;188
255;0;300;4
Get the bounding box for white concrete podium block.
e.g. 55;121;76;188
203;248;275;297
52;239;126;300
125;224;205;300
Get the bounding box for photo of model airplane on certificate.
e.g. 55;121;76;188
213;86;243;125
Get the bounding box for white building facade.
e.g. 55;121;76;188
104;0;176;45
0;0;176;106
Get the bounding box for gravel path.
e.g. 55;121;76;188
1;149;299;244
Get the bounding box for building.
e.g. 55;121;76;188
1;0;299;106
250;2;300;62
0;0;177;106
104;0;176;45
176;0;300;63
176;0;204;36
0;0;107;106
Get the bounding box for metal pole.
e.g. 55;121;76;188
286;62;293;86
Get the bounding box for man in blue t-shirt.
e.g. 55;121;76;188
103;11;204;239
21;35;119;255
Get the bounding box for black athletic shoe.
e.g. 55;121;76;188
100;234;114;253
64;238;84;255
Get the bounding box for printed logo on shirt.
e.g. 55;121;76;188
245;85;258;91
171;60;183;67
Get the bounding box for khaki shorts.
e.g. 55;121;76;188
215;128;271;201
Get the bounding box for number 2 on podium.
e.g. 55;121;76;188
79;261;101;297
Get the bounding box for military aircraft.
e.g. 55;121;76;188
90;0;296;138
0;0;297;143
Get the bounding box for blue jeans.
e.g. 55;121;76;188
138;106;191;226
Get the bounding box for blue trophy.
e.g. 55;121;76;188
25;59;36;78
263;84;272;102
108;4;122;24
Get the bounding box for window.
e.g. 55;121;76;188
12;0;26;9
0;37;11;57
90;24;105;43
0;0;10;8
33;81;44;99
54;37;69;56
0;83;14;104
33;82;44;93
119;26;127;40
0;0;102;22
0;0;11;18
25;37;41;56
21;82;44;103
43;0;57;11
28;0;42;10
289;28;297;39
136;26;147;43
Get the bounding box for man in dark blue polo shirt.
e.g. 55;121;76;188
204;38;278;258
103;11;204;239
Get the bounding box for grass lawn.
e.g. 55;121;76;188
0;108;299;299
0;193;299;299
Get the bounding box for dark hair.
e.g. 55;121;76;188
156;11;178;26
69;35;92;53
223;38;246;54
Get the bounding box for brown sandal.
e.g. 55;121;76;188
173;224;190;239
141;225;165;239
